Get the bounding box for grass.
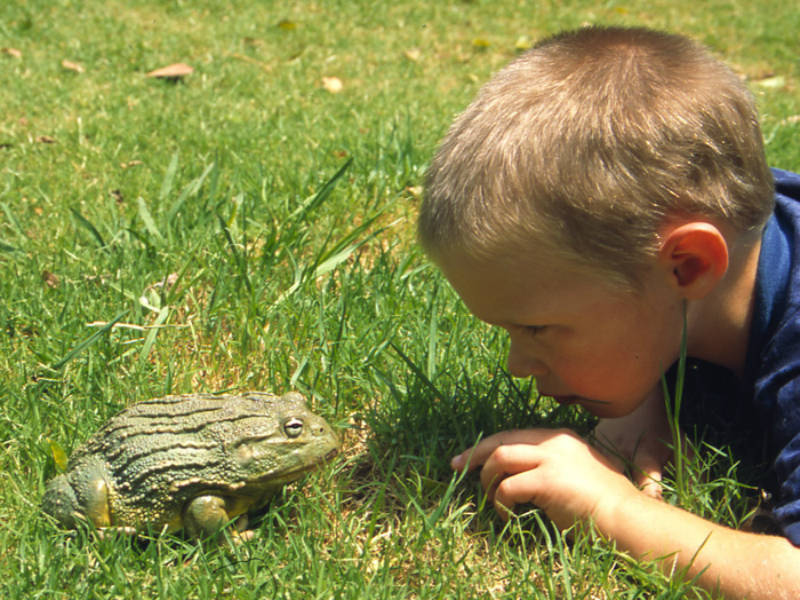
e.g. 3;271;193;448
2;0;799;598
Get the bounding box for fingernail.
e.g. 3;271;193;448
451;454;464;470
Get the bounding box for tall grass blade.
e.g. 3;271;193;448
663;301;689;500
216;214;252;293
167;162;216;227
288;158;353;222
1;202;27;239
0;239;19;253
137;306;170;366
313;214;392;276
50;310;128;370
159;151;179;202
389;342;446;400
426;284;439;380
136;196;164;242
69;208;106;248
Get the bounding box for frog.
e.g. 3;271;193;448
41;391;340;541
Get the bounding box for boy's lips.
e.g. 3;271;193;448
549;395;581;406
545;394;613;414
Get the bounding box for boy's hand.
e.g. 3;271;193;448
593;386;673;498
451;428;638;529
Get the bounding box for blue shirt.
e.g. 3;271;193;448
746;168;800;544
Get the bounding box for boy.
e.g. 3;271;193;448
418;26;800;599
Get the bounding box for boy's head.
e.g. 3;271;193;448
419;26;774;287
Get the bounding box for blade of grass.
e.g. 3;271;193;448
0;239;20;253
50;310;128;370
288;158;353;222
663;300;689;500
426;283;439;381
136;196;164;242
167;162;216;227
312;212;393;278
389;342;446;401
137;306;170;366
281;159;353;246
69;207;106;249
216;213;252;293
1;202;27;239
158;151;179;202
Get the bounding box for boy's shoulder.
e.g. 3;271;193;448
752;168;800;339
745;168;800;545
747;167;800;433
773;168;800;204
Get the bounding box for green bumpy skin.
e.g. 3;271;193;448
42;392;339;539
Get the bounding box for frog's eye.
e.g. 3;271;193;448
284;417;304;438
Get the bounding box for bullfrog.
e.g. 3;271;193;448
41;391;340;541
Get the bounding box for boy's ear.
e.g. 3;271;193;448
658;222;729;298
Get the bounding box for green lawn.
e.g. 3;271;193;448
2;1;799;598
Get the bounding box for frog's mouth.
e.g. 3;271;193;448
258;447;340;484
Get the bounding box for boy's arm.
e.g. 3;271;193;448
608;486;799;599
453;429;800;600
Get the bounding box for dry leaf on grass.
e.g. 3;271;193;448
2;47;22;58
42;270;60;289
322;76;343;93
36;136;56;144
753;74;785;89
404;48;421;62
515;36;532;51
277;19;297;30
147;272;179;291
146;63;193;80
61;59;84;73
404;185;423;201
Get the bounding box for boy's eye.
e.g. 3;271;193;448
524;325;546;336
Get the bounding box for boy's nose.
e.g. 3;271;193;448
506;340;548;378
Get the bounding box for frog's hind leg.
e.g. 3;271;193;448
184;495;232;540
184;495;253;543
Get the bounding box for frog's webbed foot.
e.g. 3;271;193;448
231;514;255;542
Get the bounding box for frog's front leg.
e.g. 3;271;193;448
183;495;252;542
42;460;113;531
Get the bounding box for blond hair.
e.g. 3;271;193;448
419;26;774;284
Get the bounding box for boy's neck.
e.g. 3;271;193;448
685;237;762;377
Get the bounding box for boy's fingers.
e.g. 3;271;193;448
632;458;664;499
639;476;663;499
451;430;554;471
479;444;543;493
492;470;543;521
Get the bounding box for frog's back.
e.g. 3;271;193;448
43;392;339;534
76;394;271;528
